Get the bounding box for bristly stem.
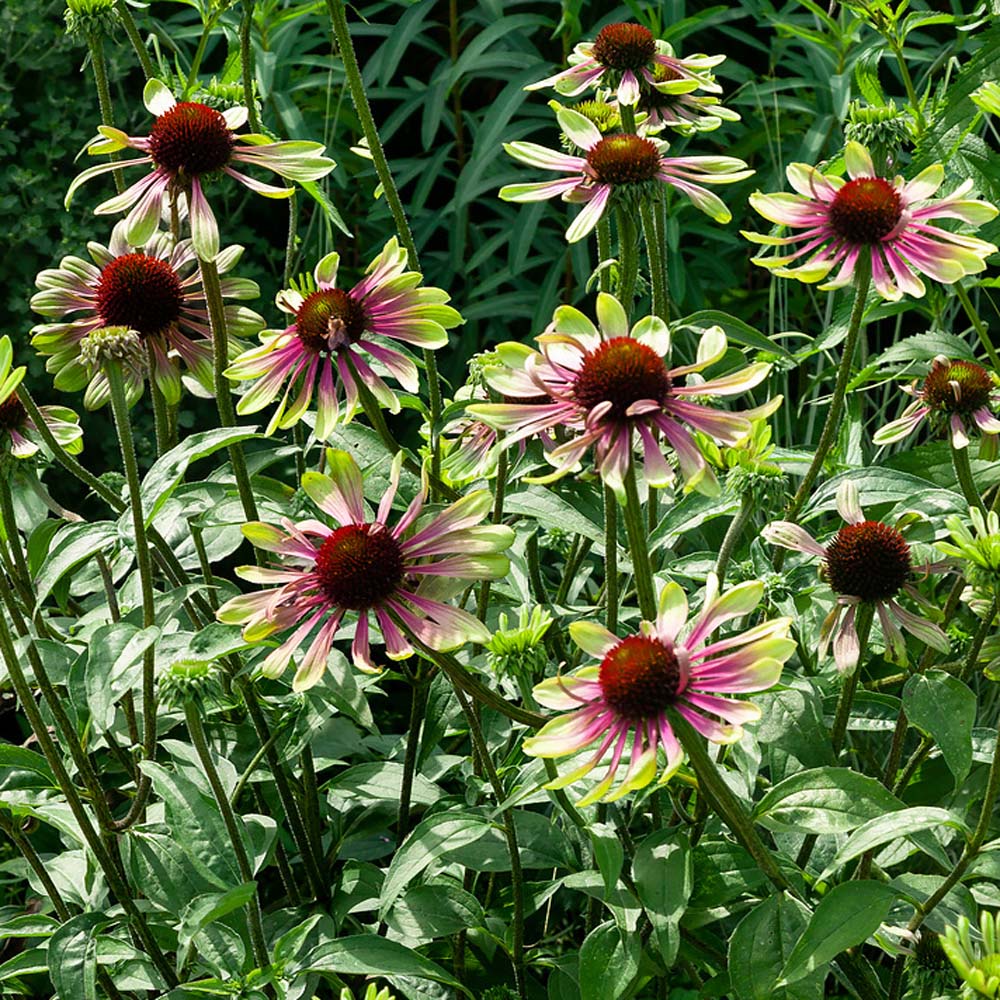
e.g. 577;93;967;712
616;207;639;319
476;448;508;622
184;701;269;968
622;460;657;621
604;484;619;631
715;494;753;586
199;256;260;524
397;668;429;845
183;15;216;98
114;0;156;79
640;198;668;322
449;679;527;998
106;361;158;801
952;439;987;514
953;280;1000;371
145;342;171;455
782;258;872;528
240;0;262;134
86;34;124;194
596;217;613;294
0;474;36;612
325;0;444;489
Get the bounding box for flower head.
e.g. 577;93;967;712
486;606;554;678
938;506;1000;597
0;336;82;458
31;222;262;409
874;355;1000;449
942;912;1000;998
217;450;513;688
469;293;773;496
744;141;998;300
523;575;793;804
763;481;950;671
636;60;740;135
65;79;335;259
500;106;752;241
527;24;723;107
226;240;462;441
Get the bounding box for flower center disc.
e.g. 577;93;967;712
592;22;656;71
828;177;902;244
586;135;660;186
573;337;671;418
95;253;184;336
824;520;911;602
0;392;27;432
599;635;684;718
295;288;368;353
314;523;405;611
922;358;994;415
148;102;235;176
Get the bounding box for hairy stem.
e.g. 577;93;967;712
952;439;986;514
953;280;1000;371
622;460;657;620
114;0;156;79
240;0;262;134
604;484;619;630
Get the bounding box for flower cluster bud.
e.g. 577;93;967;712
64;0;119;39
158;659;222;710
79;325;144;373
844;100;912;174
486;606;553;679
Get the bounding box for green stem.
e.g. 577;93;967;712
449;680;526;998
324;0;443;484
240;0;261;134
639;199;668;321
616;208;639;318
596;217;612;294
952;438;987;513
783;259;872;527
86;35;124;194
185;702;268;968
715;494;753;586
183;16;216;98
0;611;177;986
622;460;657;621
300;745;324;876
106;362;157;776
0;810;72;920
619;102;638;133
889;38;927;135
199;257;259;523
145;342;170;455
230;717;291;809
397;671;429;845
953;281;1000;371
668;709;790;893
0;474;36;612
114;0;156;79
830;603;876;756
604;484;619;631
476;448;508;622
284;190;298;285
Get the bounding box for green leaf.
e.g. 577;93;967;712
325;762;442;807
48;913;108;1000
631;829;691;966
301;935;473;996
0;744;56;787
853;44;885;105
729;894;821;1000
903;671;977;785
779;882;895;986
177;883;258;968
579;921;641;1000
298;179;350;238
676;310;792;357
818;807;969;882
504;486;604;546
803;469;955;521
385;884;484;944
590;821;624;898
753;767;903;834
84;623;159;731
33;521;117;607
138;427;262;526
379;813;490;919
875;330;977;366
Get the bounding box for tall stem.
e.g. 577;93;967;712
239;0;262;134
616;208;639;318
184;702;269;968
397;670;429;845
953;281;1000;371
145;342;171;455
449;680;526;998
0;611;176;986
604;484;619;631
324;0;443;485
830;603;875;756
596;217;612;294
114;0;156;79
622;460;657;620
639;199;668;321
952;440;986;513
199;256;259;523
106;361;158;780
783;261;871;526
0;474;35;611
86;35;124;194
183;17;216;97
715;494;752;586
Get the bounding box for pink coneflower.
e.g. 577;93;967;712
469;292;773;496
226;239;462;441
636;61;740;135
523;575;793;805
499;106;752;242
217;449;513;689
874;355;1000;449
527;23;723;107
744;141;998;300
65;79;335;260
763;481;950;672
0;337;82;458
30;221;262;409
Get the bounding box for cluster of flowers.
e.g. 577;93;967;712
10;16;1000;814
